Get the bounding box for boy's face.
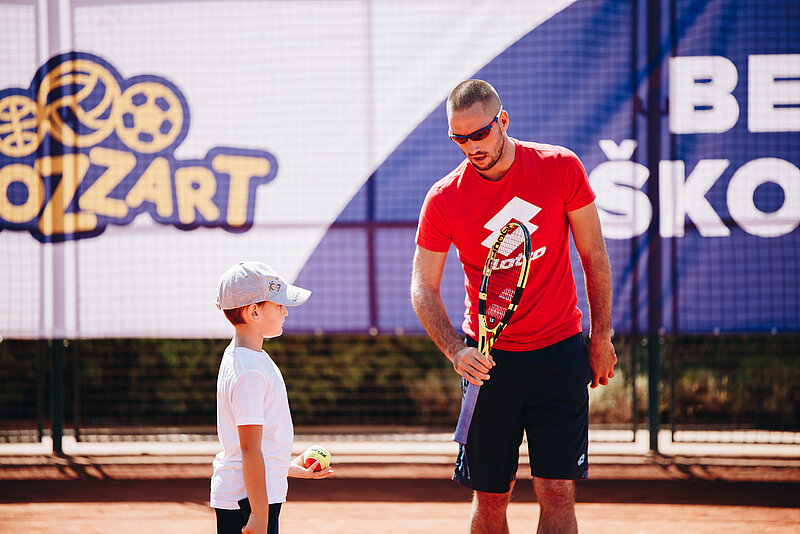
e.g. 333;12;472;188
257;301;288;338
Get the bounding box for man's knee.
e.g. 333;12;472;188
474;485;513;513
533;478;575;508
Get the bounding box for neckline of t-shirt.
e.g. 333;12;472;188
469;139;519;185
231;345;267;357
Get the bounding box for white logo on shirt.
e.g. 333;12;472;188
481;197;542;248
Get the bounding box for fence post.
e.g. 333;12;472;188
37;341;47;441
43;0;69;456
50;339;65;455
647;335;660;452
645;0;664;454
72;340;81;442
631;338;638;440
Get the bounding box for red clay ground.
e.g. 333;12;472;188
1;460;799;533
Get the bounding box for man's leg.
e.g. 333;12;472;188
522;335;589;534
470;481;514;534
456;340;525;533
533;478;577;534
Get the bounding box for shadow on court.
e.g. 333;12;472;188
2;475;798;508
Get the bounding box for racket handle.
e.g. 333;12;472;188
452;381;480;444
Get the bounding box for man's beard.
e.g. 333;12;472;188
470;136;505;172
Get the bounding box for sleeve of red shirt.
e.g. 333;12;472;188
415;183;453;252
559;148;596;212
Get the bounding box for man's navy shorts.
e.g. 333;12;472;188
453;333;591;493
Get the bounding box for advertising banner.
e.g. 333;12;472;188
0;0;797;338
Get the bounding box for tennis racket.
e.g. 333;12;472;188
453;220;532;444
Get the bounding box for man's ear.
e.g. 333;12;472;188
247;303;261;321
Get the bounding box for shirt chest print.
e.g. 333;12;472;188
480;197;541;247
480;197;548;264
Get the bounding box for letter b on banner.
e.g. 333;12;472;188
669;56;739;134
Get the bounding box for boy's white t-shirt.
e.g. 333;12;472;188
210;343;293;509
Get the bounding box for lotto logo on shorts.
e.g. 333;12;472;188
0;52;277;242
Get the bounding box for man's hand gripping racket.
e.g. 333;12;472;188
453;221;532;444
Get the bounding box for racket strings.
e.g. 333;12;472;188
496;226;526;256
486;261;523;323
482;223;529;326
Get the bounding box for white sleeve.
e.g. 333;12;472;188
231;370;268;426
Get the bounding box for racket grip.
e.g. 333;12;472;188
452;381;480;444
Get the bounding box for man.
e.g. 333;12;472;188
410;79;617;534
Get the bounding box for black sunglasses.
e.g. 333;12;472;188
448;107;503;144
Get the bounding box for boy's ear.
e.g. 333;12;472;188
247;303;261;321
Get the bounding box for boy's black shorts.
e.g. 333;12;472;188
453;333;591;493
215;501;281;534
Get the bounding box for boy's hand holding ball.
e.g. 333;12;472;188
290;445;332;479
303;445;331;470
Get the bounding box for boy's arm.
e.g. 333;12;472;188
238;424;268;534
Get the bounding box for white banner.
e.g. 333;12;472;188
0;0;575;338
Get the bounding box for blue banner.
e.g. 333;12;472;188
294;0;799;334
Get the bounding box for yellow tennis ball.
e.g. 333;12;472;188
302;445;331;471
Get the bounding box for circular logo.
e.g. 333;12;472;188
37;58;121;148
115;81;183;153
0;94;43;157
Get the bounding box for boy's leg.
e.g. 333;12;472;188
217;502;281;534
215;508;245;534
267;503;282;534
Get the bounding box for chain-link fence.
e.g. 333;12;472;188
2;334;798;444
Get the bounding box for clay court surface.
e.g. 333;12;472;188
1;435;799;533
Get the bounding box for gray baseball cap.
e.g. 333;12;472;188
215;261;311;310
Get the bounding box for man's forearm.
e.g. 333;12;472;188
581;244;617;387
583;249;613;339
411;285;465;361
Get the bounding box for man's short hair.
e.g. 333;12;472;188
223;301;267;325
447;79;502;115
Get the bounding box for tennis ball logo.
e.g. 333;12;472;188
302;445;331;471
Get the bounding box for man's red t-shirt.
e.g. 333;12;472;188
415;140;596;351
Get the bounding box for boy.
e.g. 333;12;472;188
211;261;331;534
